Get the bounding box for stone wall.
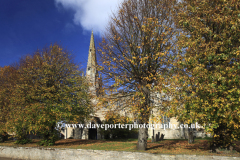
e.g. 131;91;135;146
0;146;239;160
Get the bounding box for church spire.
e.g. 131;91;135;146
90;31;95;52
87;31;97;69
86;31;98;96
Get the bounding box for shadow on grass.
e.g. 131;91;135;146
54;139;106;146
54;138;138;146
147;140;185;150
0;138;139;147
104;138;137;142
147;139;211;151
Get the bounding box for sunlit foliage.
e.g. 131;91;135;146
0;44;93;145
169;0;240;150
0;66;19;136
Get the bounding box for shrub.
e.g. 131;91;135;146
0;132;8;142
14;126;32;144
15;138;32;145
38;129;60;146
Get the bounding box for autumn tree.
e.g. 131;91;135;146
6;44;93;145
169;0;240;151
98;0;177;150
0;66;20;141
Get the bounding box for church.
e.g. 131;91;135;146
62;32;207;140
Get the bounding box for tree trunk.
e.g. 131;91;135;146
136;85;150;150
188;126;194;144
137;126;148;150
182;122;187;139
188;131;194;144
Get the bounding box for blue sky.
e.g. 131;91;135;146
0;0;123;71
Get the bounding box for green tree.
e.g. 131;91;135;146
5;44;93;145
170;0;240;151
98;0;177;150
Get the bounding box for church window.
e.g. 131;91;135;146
134;119;138;124
72;129;75;137
117;101;120;106
88;67;91;71
162;115;170;129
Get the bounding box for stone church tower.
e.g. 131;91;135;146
63;32;103;140
86;31;101;96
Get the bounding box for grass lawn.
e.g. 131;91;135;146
0;138;239;157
